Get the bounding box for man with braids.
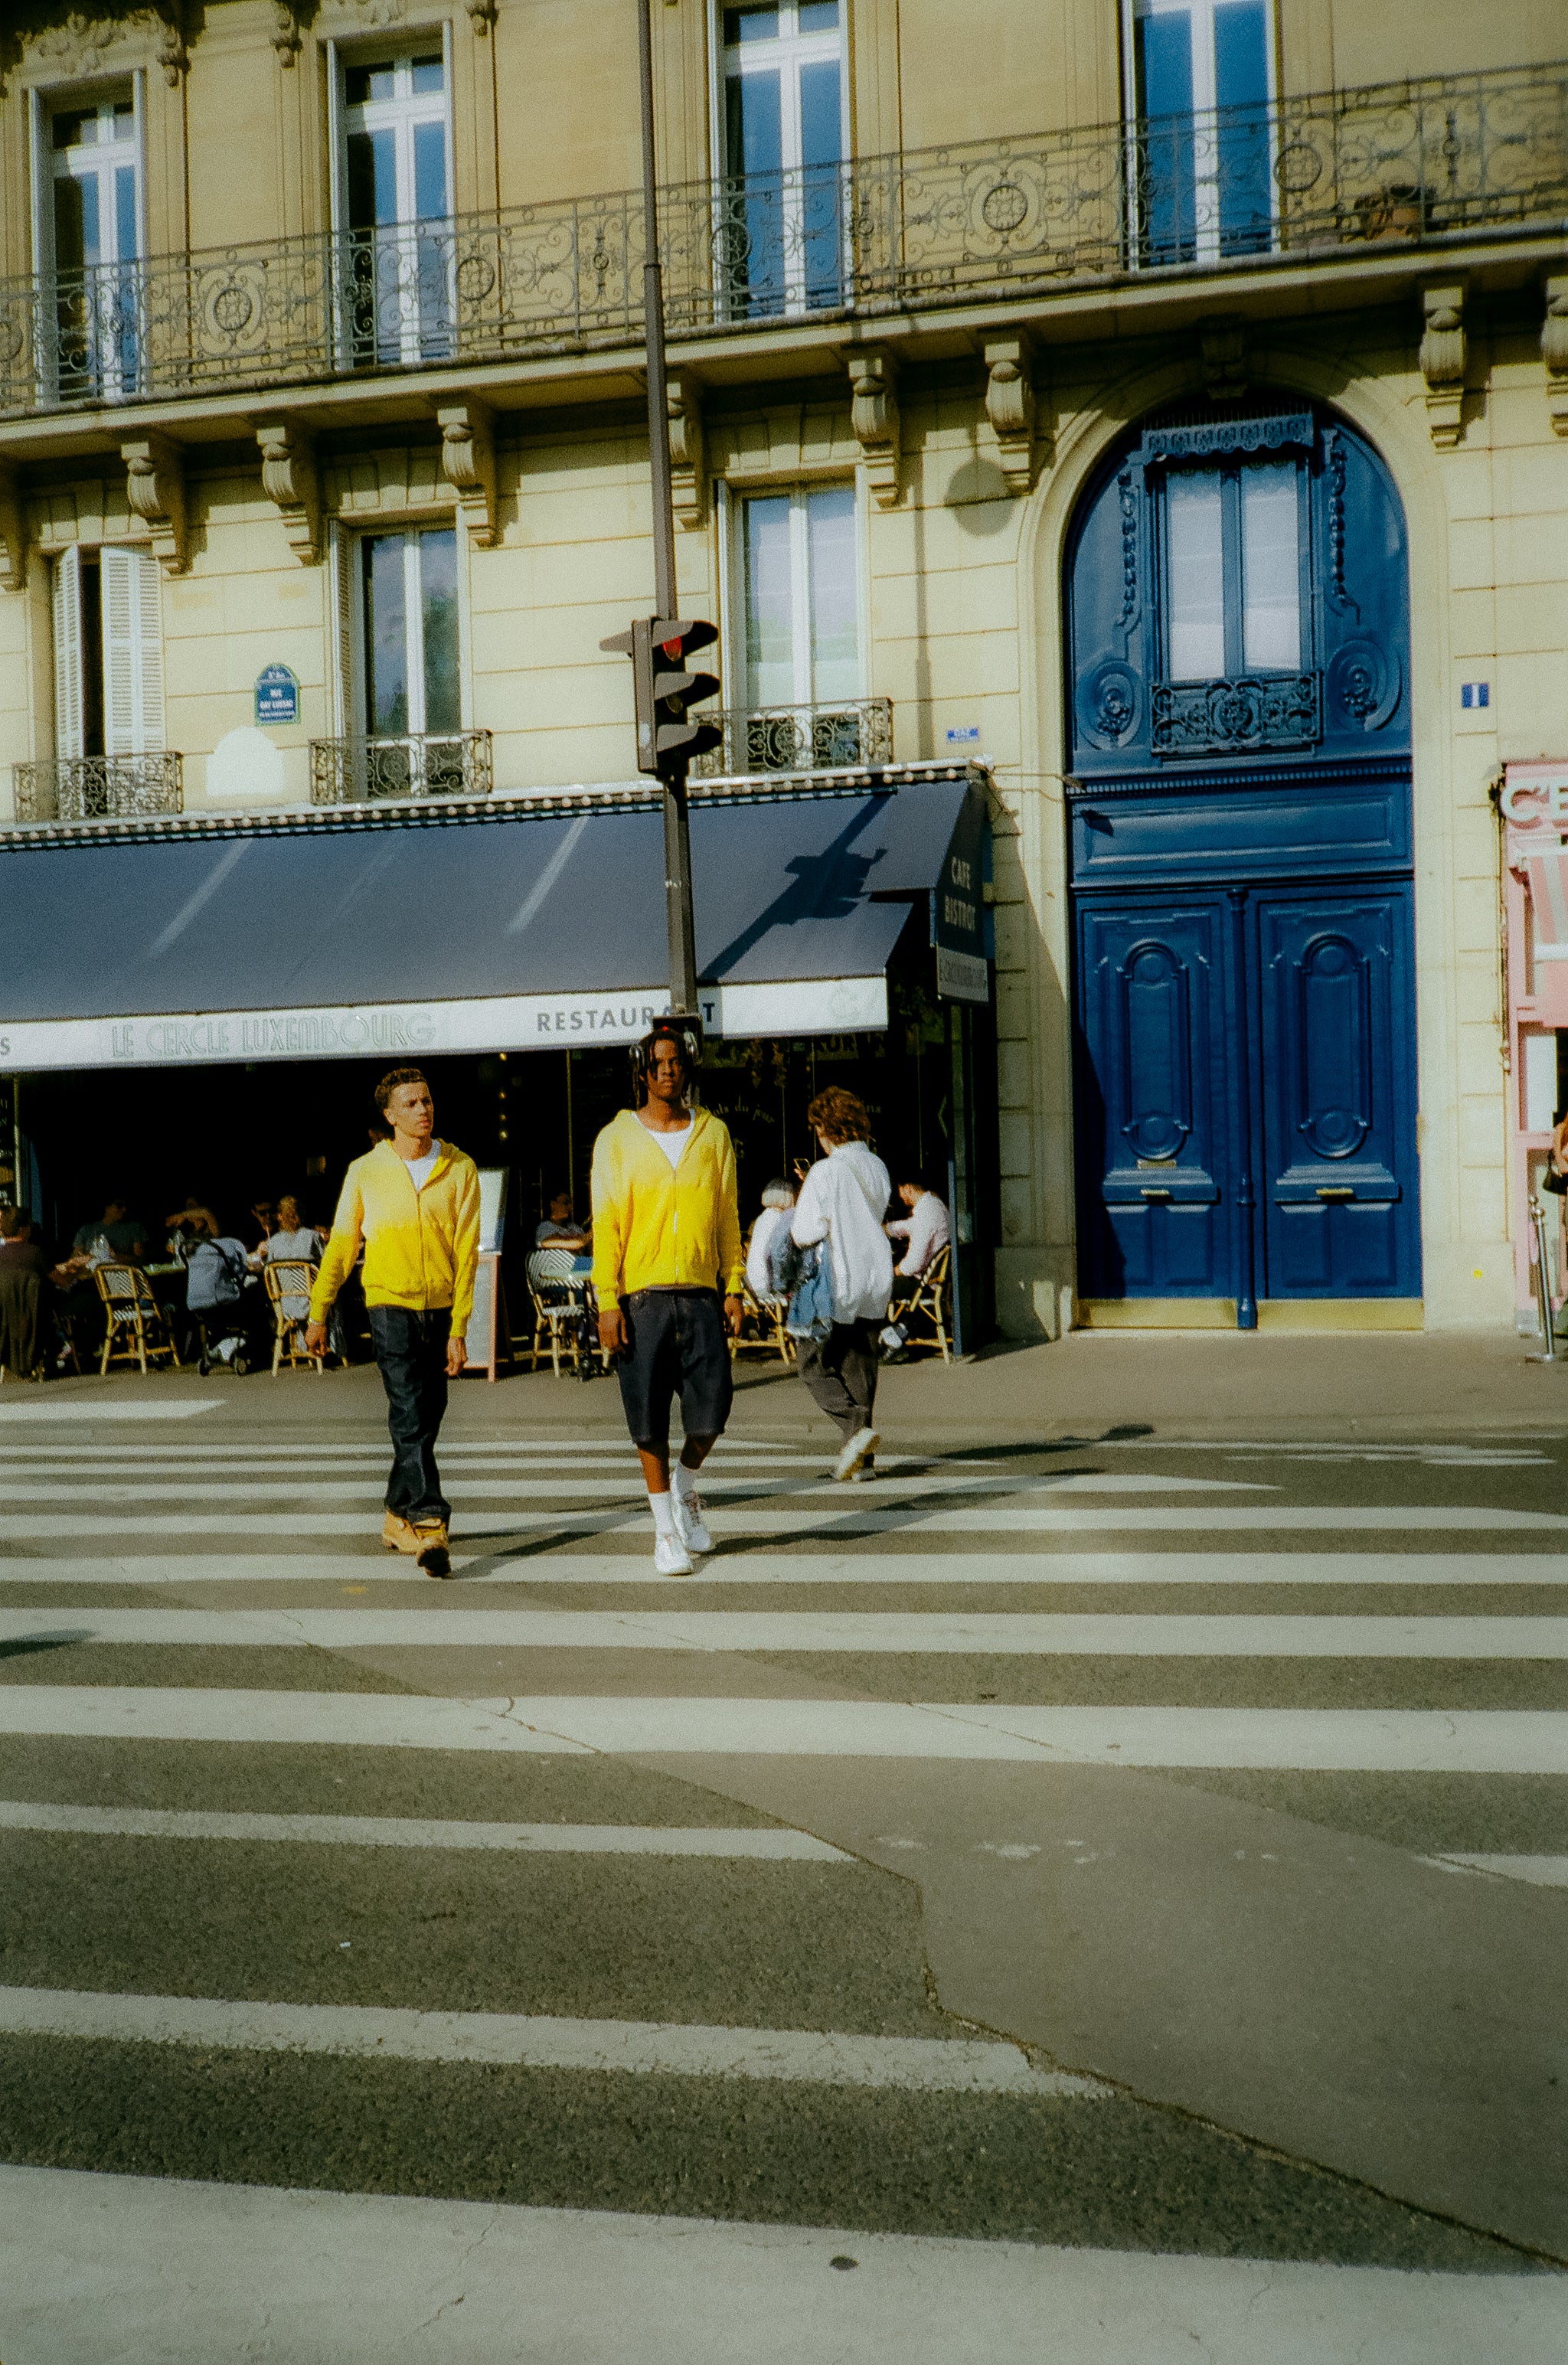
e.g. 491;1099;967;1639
306;1068;479;1578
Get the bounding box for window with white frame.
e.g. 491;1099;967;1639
721;4;847;315
340;49;452;363
1161;457;1302;684
355;526;460;740
53;545;165;762
47;92;142;397
733;485;863;765
1128;0;1272;264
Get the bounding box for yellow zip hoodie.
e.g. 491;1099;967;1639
590;1105;744;1304
309;1138;482;1338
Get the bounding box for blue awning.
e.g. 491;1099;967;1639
0;769;983;1070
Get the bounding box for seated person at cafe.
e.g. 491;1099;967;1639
535;1191;590;1250
745;1178;797;1301
254;1194;324;1328
885;1173;950;1282
188;1231;264;1364
71;1196;149;1267
165;1197;220;1246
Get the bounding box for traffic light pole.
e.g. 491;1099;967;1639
636;0;700;1021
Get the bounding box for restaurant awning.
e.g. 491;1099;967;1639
0;765;987;1072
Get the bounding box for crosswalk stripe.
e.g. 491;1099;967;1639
0;1800;851;1860
0;1474;1272;1503
0;1986;1106;2097
0;1402;218;1424
7;1504;1563;1538
6;1605;1568;1657
7;1551;1568;1588
4;1685;1566;1769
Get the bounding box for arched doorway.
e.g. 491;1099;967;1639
1064;397;1418;1326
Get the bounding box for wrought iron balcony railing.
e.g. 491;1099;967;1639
309;731;493;805
12;753;184;822
0;64;1561;420
691;697;893;780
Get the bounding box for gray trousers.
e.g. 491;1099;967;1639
798;1319;880;1442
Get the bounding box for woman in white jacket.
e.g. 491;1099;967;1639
789;1087;893;1480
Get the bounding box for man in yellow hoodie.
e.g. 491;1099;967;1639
593;1024;744;1574
305;1068;479;1579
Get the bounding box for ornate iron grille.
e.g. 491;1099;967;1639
12;754;184;822
691;697;893;779
0;65;1562;417
1151;673;1322;756
309;731;493;805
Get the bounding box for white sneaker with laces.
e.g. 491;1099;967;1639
833;1426;879;1482
654;1531;694;1576
672;1486;713;1555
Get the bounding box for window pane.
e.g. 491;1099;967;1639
346;62;397;106
114;165;138;264
743;495;797;707
805;488;857;701
799;2;840;29
725;8;780;43
1165;471;1226;681
419;529;460;735
364;535;409;737
1214;1;1269;106
1214;0;1271;250
1240;462;1300;672
727;70;785;312
727;67;782;177
411;55;445;93
346;129;398;228
1135;12;1196;262
413;121;447;220
799;57;841;170
53;110;96;151
1136;8;1194;118
54;176;93;273
113;101;136;132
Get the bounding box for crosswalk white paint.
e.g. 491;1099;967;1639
0;1400;219;1424
8;1604;1568;1658
4;1684;1567;1770
0;1985;1104;2097
0;1798;851;1860
7;1550;1567;1589
0;1473;1274;1504
9;1504;1566;1539
1429;1854;1568;1890
7;2169;1563;2365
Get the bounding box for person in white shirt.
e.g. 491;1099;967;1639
789;1088;893;1482
745;1178;796;1300
535;1191;591;1251
886;1174;950;1279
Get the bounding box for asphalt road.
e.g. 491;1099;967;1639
2;1374;1566;2360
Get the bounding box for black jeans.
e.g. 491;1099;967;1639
798;1319;880;1443
368;1305;451;1524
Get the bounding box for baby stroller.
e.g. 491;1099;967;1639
185;1236;263;1376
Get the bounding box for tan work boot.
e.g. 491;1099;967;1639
413;1520;452;1579
381;1511;420;1555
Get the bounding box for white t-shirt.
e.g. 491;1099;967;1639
642;1120;691;1172
404;1145;441;1191
887;1191;950;1278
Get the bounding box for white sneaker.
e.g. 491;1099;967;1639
654;1531;694;1576
672;1487;713;1555
833;1426;879;1481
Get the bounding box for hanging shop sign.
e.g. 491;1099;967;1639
934;789;991;1004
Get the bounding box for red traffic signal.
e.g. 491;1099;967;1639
601;616;723;775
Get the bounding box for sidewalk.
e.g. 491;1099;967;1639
10;1327;1566;1442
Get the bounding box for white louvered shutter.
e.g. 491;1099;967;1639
53;545;84;759
101;546;165;754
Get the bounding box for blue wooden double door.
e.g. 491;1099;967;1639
1074;877;1420;1311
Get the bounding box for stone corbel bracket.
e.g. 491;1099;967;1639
983;335;1040;495
847;347;900;509
465;0;499;28
1419;282;1468;449
256;419;322;563
1544;276;1568;439
436;399;498;547
667;373;706;529
271;4;302;66
0;467;24;594
122;434;188;575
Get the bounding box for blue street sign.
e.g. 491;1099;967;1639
254;664;299;727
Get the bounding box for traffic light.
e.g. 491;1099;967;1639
600;616;722;775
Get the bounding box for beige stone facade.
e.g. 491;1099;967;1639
1;1;1565;1335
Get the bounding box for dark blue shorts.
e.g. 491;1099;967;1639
616;1287;733;1449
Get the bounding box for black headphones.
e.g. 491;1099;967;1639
630;1021;704;1096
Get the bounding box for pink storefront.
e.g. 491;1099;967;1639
1500;759;1568;1332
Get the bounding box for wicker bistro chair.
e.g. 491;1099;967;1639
264;1260;325;1375
734;1281;795;1364
526;1248;596;1377
887;1243;953;1364
93;1263;183;1377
